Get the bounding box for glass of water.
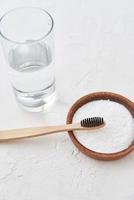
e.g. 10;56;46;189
0;7;56;111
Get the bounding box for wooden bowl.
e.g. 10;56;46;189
66;92;134;161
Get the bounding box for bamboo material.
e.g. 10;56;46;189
0;123;105;142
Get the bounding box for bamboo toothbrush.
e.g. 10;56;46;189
0;117;105;141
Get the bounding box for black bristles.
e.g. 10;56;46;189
80;117;104;128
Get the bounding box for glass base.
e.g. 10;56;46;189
13;83;56;112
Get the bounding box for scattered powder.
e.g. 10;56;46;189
73;100;134;153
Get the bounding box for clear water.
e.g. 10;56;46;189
8;43;55;109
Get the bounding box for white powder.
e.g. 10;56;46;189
73;100;134;153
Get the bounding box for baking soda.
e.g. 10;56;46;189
73;100;134;153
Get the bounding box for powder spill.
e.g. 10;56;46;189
73;100;134;153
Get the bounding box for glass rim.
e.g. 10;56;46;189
0;6;54;44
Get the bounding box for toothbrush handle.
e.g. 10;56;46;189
0;123;82;141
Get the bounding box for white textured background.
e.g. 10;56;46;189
0;0;134;199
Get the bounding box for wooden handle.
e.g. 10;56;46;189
0;123;84;141
0;123;105;142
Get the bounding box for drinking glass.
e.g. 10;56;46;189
0;7;56;111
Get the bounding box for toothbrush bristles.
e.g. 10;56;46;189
80;117;104;127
